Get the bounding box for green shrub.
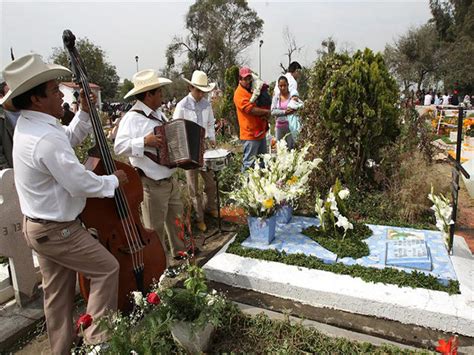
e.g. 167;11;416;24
300;49;400;190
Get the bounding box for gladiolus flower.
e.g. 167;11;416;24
76;313;93;334
146;292;161;305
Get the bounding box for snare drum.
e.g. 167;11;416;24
202;149;231;171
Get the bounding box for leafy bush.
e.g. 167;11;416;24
300;49;400;190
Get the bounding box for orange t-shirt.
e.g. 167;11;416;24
233;84;267;140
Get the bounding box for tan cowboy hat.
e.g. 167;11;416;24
0;54;71;105
124;69;172;99
183;70;215;93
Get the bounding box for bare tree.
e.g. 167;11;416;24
279;26;303;73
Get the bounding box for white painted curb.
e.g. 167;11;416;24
204;235;474;336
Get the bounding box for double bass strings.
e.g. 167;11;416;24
70;48;145;271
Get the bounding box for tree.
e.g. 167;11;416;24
384;24;445;91
279;27;303;73
117;79;134;102
51;38;120;100
166;0;264;88
429;0;474;93
300;49;400;189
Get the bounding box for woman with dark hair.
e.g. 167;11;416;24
271;76;296;149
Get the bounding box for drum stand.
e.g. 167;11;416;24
203;169;234;245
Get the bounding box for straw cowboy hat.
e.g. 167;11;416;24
0;53;71;105
183;70;215;93
124;69;172;99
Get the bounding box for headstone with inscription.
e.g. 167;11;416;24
0;169;39;306
385;229;432;271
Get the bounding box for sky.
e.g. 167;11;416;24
1;1;432;85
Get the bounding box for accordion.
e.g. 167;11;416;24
153;119;205;170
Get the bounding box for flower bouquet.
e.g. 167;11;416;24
230;140;322;241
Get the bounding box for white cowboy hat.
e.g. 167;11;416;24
183;70;215;93
124;69;172;99
0;54;71;105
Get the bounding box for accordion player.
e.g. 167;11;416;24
150;118;205;170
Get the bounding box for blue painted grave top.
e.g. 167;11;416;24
240;216;457;285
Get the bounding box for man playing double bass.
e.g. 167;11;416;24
1;54;128;354
114;69;186;264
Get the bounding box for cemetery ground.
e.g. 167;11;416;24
1;157;473;354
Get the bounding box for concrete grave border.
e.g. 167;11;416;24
203;235;474;336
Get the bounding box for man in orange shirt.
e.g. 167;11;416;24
233;67;271;170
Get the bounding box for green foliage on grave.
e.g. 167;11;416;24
302;222;371;259
300;49;400;191
227;227;460;295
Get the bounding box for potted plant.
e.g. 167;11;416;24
157;265;226;353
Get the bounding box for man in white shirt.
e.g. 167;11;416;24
273;61;302;98
114;69;186;262
1;54;127;354
173;70;218;232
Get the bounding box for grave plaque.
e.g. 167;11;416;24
385;239;432;270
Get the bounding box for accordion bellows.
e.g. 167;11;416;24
154;119;205;170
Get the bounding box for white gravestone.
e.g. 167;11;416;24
0;169;39;306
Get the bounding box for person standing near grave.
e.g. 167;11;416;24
0;80;19;169
1;54;128;354
173;70;218;232
234;67;271;171
271;76;296;149
114;69;187;262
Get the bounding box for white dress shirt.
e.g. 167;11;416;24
114;101;175;181
173;93;215;140
13;110;119;222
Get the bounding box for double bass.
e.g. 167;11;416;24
62;30;166;311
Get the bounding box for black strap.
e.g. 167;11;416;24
130;109;167;124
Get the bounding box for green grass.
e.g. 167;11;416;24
210;303;430;354
302;222;372;259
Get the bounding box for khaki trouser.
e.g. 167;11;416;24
23;218;119;355
141;176;185;258
185;168;217;222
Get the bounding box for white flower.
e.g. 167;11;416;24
132;291;144;307
335;215;353;232
130;351;139;355
338;189;350;200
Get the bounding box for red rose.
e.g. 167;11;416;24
146;292;160;305
76;313;93;334
177;250;188;258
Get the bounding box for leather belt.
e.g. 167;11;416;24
136;168;172;182
25;216;55;224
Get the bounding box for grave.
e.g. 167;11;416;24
204;216;474;336
240;216;456;285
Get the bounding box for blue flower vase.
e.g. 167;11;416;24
276;205;293;224
248;215;277;244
